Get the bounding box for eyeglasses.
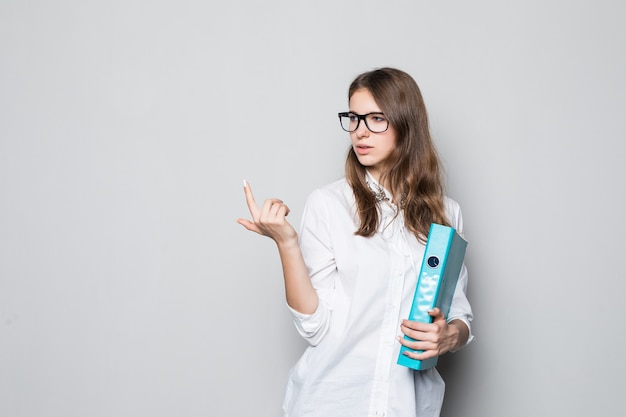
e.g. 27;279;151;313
338;112;390;133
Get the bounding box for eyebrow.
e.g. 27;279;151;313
346;111;385;115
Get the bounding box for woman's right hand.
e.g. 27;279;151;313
236;180;298;246
237;180;318;314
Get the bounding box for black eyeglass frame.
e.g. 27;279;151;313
337;112;390;133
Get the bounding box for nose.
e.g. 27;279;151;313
354;119;370;138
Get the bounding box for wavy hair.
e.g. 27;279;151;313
345;67;450;242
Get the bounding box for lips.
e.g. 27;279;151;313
355;144;372;155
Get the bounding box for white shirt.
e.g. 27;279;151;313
283;175;473;417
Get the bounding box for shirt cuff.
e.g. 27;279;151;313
287;301;330;346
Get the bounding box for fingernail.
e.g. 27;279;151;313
243;179;248;187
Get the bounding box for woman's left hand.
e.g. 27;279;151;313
398;308;466;360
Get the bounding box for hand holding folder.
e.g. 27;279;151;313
397;223;467;370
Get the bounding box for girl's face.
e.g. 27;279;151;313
349;88;397;184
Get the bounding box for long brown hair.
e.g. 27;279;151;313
345;67;450;242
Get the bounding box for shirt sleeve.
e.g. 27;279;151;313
444;198;475;350
288;188;337;346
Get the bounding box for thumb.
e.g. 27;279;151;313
428;307;446;322
236;218;262;235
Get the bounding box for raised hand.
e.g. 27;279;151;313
236;180;317;313
236;180;298;246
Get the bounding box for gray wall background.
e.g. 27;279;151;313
1;1;625;416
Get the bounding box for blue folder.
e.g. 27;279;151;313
397;223;468;370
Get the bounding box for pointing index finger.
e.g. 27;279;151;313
243;179;259;217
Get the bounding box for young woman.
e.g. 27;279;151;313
237;67;473;417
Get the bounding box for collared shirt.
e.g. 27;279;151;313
283;175;473;417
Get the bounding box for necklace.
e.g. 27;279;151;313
367;181;408;208
367;181;389;203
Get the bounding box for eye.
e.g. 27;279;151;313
348;114;359;121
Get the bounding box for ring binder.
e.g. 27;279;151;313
397;223;468;370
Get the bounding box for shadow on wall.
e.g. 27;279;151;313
437;343;478;417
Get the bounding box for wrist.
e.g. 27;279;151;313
276;234;300;251
447;319;469;351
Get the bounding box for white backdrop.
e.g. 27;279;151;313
1;1;625;416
